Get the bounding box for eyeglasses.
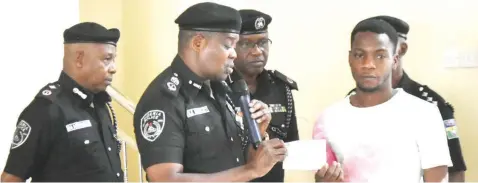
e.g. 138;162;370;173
237;38;272;50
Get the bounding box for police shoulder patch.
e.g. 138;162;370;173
268;70;298;90
444;118;456;127
11;120;32;149
140;110;166;142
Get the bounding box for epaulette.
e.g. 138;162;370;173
416;85;450;109
35;82;61;102
268;70;298;90
159;71;181;97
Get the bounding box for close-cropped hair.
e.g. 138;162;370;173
350;18;399;52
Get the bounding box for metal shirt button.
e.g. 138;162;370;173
205;126;210;132
108;147;112;151
230;137;233;141
236;157;239;162
84;140;90;144
117;173;120;177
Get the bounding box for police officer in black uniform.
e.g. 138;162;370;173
133;2;287;182
345;15;466;182
227;9;299;182
1;22;123;182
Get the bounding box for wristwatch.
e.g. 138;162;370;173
262;132;269;141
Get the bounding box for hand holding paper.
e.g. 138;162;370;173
283;139;327;170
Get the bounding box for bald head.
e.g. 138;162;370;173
63;43;117;93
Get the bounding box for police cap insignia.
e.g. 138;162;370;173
63;22;120;46
140;110;165;142
175;2;241;34
239;9;272;35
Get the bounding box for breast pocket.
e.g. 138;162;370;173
67;126;105;173
185;114;220;160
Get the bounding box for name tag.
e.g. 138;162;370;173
66;120;92;132
186;106;210;118
269;104;287;113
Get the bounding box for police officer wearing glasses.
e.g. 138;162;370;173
227;9;300;182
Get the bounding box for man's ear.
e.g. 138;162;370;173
75;50;85;68
398;42;408;58
191;33;208;53
392;53;399;70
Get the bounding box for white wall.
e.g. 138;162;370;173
0;0;79;171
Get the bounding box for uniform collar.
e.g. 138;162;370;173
58;71;111;107
253;69;272;97
396;71;412;89
171;55;206;97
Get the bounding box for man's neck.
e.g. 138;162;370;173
180;53;206;79
392;69;404;88
351;86;394;108
63;70;98;94
243;73;259;94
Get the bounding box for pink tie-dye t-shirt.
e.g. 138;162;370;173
312;89;452;182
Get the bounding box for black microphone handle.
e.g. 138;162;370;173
238;94;262;149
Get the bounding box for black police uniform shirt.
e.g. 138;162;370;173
228;69;299;182
3;72;123;182
134;55;248;175
346;72;467;173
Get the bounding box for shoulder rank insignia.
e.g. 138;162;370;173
417;85;447;107
36;82;61;101
268;70;298;90
161;72;181;97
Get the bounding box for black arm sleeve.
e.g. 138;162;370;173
3;98;57;180
134;94;185;170
439;103;466;172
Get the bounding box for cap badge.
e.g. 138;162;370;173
255;17;266;30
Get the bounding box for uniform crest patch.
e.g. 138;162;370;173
11;120;32;149
446;126;458;139
141;110;165;142
444;119;458;139
444;119;456;128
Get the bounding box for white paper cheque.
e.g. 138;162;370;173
282;139;326;170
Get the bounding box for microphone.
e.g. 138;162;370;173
229;70;262;149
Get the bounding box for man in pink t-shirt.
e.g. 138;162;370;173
312;18;451;182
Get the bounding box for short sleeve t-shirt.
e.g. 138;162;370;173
313;89;452;182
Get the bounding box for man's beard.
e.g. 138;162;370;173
356;84;381;93
356;72;391;93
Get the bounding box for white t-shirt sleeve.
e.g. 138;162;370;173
417;104;453;170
